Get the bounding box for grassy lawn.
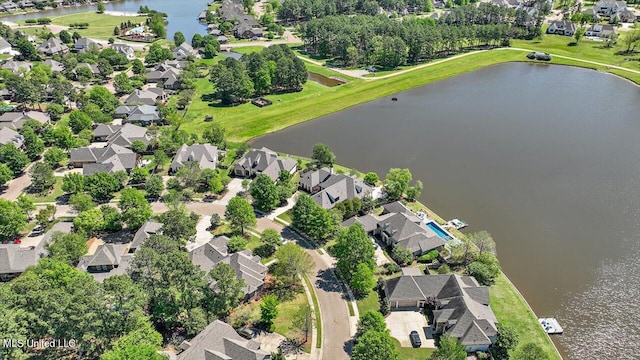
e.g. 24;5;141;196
490;272;562;360
273;291;311;352
19;12;146;40
391;338;435;359
276;210;292;224
24;177;64;203
355;288;378;315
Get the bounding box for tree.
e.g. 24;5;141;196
225;196;257;235
391;245;413;266
29;162;55;194
203;43;217;59
574;27;585;44
15;195;34;220
145;175;164;200
157;203;197;244
174;31;186;47
21;128;44;160
356;311;387;337
228;236;248;253
202;122;225;146
250;174;279;212
363;172;379;186
273;243;314;284
145;43;173;64
466;252;501;286
130;167;150;184
0;143;29;174
382;168;412;201
16;38;39;61
153;150;169;170
291;303;312;342
36;204;56;227
114;72;134;94
333;223;375;283
68;110;92;133
469;231;496;256
73;207;105;236
210;57;254;105
352;330;398;360
44;147;66;168
86;172;121;200
291;194;337;242
62;172;85;193
101;320;165;360
489;324;519;360
261;228;282;251
209;263;245;318
75;65;94;84
132;59;146;74
260;294;278;332
46;232;88;266
119;188;152;229
405;180;423;202
88;85;119;114
0;163;12;186
46;103;64;122
130;140;148;154
350;263;376;295
515;343;547;360
0;199;27;240
97;58;115;79
97;1;105;13
430;334;466;360
59;30;71;44
69;192;96;212
312;143;335;166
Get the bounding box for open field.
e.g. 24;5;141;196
491;272;562;359
18;12;145;39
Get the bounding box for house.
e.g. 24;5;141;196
614;8;636;22
217;35;230;44
581;8;601;22
75;62;100;77
585;24;617;38
18;0;34;8
170;143;218;173
69;143;138;175
2;2;18;11
0;127;24;148
234;147;297;182
234;21;263;39
0;111;49;130
385;274;498;352
218;0;246;21
74;37;99;52
129;221;163;253
77;242;133;282
594;0;626;15
177;320;271;360
111;43;135;60
198;9;208;21
299;167;372;209
189;236;268;297
546;20;576;36
124;88;168;105
0;37;11;54
1;60;32;73
146;67;181;87
43;59;64;72
173;42;199;60
114;105;161;125
37;37;69;56
0;222;73;281
93;123;151;147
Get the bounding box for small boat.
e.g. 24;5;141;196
447;218;468;230
391;97;398;101
538;318;563;335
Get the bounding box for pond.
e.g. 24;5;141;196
253;63;640;359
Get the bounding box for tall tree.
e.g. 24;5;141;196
291;303;312;342
430;334;466;360
352;330;399;360
210;57;254;105
333;223;375;283
118;188;152;229
0;199;27;240
157;203;197;245
29;162;55;194
0;163;12;186
173;31;186;47
260;294;278;331
273;243;314;284
312;143;336;167
250;174;279;212
0;143;29;174
382;168;412;201
46;232;88;266
208;262;245;318
225;196;257;235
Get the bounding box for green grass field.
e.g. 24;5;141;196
273;291;312;352
491;272;562;359
355;288;379;315
19;12;146;40
24;177;64;203
391;338;435;359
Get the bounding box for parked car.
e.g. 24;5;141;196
237;327;254;339
410;330;422;348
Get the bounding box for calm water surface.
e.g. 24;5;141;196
1;0;209;41
253;63;640;359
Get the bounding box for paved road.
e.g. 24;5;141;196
2;168;32;201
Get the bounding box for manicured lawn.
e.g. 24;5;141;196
355;288;378;315
276;210;292;224
490;272;562;360
19;12;146;40
391;338;435;359
24;177;64;203
273;291;311;352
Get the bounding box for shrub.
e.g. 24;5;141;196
390;246;413;266
417;250;439;263
383;263;400;275
37;18;52;24
25;19;37;24
437;264;451;274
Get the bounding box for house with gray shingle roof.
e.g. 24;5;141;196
125;88;168;105
189;236;268;297
129;221;163;253
0;37;11;54
111;43;135;60
74;37;99;52
170;143;218;173
1;60;32;73
547;20;577;36
43;59;64;72
106;123;151;147
299;167;372;209
0;127;24;148
0;222;73;281
177;320;271;360
173;42;199;60
75;62;100;77
114;105;161;125
0;111;49;130
37;37;69;56
69;143;138;175
595;0;627;15
77;243;133;282
385;274;498;352
234;147;297;182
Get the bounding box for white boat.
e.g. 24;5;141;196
538;318;563;335
447;218;468;230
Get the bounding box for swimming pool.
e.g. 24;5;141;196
426;221;453;241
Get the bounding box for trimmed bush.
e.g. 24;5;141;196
417;249;439;263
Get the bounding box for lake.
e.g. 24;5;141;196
0;0;209;41
252;63;640;359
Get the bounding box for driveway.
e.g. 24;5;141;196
186;215;214;251
2;171;31;200
373;239;390;266
219;178;245;205
385;311;435;348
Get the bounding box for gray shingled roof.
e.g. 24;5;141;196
130;221;163;251
0;127;24;147
171;144;218;172
235;147;297;182
178;320;269;360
